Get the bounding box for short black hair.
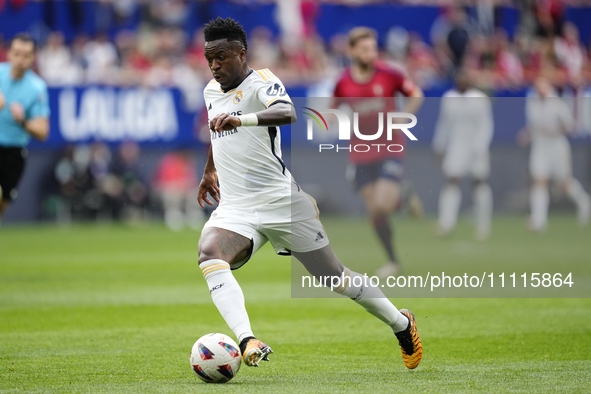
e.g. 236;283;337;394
10;33;36;50
203;17;247;52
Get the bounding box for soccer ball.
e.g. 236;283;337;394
190;333;242;383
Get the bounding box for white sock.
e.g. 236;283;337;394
473;183;493;237
200;259;254;343
565;179;591;225
438;184;462;232
333;267;409;333
530;185;549;230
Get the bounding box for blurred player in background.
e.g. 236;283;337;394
152;148;202;231
521;77;590;231
333;27;424;278
197;18;422;371
0;33;50;221
433;70;494;239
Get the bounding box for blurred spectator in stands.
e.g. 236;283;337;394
405;33;441;90
53;143;108;220
113;0;139;25
145;54;204;109
328;33;351;70
142;0;188;29
385;26;409;62
104;140;148;222
53;145;81;222
534;0;564;40
115;30;149;86
37;32;82;85
554;22;586;86
154;27;185;59
447;7;472;69
94;0;115;34
152;148;202;231
0;0;27;11
465;34;495;92
145;55;175;87
248;26;280;71
431;5;477;76
276;0;305;55
533;0;565;62
300;35;330;82
84;142;113;218
493;28;524;88
186;28;209;74
70;34;90;77
475;0;495;37
84;32;119;84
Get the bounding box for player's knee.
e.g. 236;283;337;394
473;178;487;187
374;199;397;215
197;241;223;265
532;179;548;188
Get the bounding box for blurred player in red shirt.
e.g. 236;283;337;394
333;27;424;278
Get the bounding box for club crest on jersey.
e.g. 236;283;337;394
233;90;243;104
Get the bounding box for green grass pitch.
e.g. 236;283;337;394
1;216;590;393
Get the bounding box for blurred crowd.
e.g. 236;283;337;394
44;141;204;230
0;0;590;95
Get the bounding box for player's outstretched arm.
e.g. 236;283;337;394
255;102;296;126
403;86;424;115
10;102;50;141
197;145;220;208
0;88;5;111
209;102;296;133
24;118;50;141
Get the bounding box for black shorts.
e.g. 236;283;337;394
0;146;27;202
346;158;404;191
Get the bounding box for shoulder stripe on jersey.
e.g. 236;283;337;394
256;70;268;81
267;127;286;176
267;98;292;108
263;69;273;80
208;79;217;84
266;69;278;80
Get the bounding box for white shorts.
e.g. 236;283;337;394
442;146;490;180
529;139;572;181
202;186;329;269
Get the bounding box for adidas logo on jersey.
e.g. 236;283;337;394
315;231;325;242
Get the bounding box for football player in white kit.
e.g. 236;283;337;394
433;71;494;239
521;77;590;231
196;18;422;370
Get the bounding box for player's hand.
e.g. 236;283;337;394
10;102;25;123
209;113;241;133
197;170;220;208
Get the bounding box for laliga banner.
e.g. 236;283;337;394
32;86;201;149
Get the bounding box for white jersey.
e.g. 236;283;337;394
432;88;493;155
525;94;573;146
526;93;574;181
204;69;294;208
